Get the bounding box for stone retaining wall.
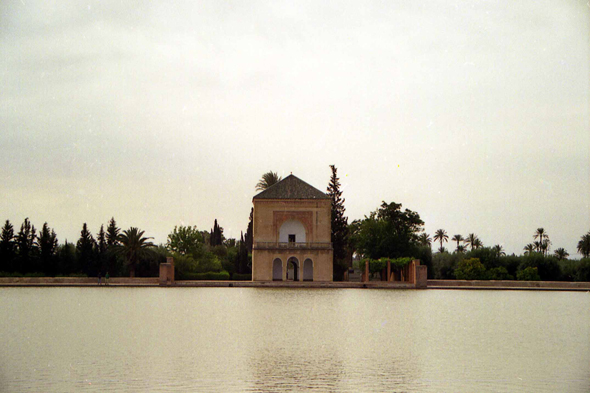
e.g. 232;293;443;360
0;277;158;285
428;279;590;290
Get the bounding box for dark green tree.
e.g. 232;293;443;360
96;225;108;275
534;228;549;256
0;220;16;272
433;229;448;252
210;219;223;247
106;217;121;275
115;227;155;277
235;232;250;274
16;218;37;273
245;208;253;253
454;258;486;280
37;222;58;276
106;218;120;247
451;234;464;250
351;201;424;260
519;252;560;281
76;223;96;276
327;165;349;280
523;243;535;255
465;233;480;251
577;232;590;258
255;171;282;191
553;248;568;261
418;233;431;247
56;241;77;275
492;244;506;258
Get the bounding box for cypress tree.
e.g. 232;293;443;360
97;225;107;275
0;220;16;272
327;165;349;280
76;223;96;276
245;208;253;253
106;218;121;275
210;219;224;247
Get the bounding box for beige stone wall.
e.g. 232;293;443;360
253;199;332;243
252;249;333;282
252;198;333;282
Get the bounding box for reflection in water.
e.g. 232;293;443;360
0;288;588;392
249;347;344;392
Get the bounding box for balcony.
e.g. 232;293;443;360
254;242;333;250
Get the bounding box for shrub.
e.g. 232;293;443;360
575;258;590;282
519;254;560;281
517;267;541;281
432;252;464;279
466;247;500;270
24;272;45;277
391;257;413;268
454;258;486;280
0;271;23;277
173;254;198;279
486;267;513;280
196;252;222;273
55;273;88;278
232;273;252;281
180;271;230;280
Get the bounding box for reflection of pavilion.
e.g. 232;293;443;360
251;175;333;282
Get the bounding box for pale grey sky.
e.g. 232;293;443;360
1;0;588;257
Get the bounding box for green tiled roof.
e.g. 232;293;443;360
253;174;330;200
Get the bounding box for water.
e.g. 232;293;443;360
0;287;589;392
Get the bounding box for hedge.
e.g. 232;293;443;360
180;271;230;280
232;273;252;281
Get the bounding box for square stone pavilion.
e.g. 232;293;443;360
252;174;333;282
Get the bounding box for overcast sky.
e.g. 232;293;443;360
1;0;588;257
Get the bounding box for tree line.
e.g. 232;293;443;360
345;202;590;282
0;215;253;279
412;227;590;282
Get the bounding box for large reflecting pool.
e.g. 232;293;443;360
0;287;589;392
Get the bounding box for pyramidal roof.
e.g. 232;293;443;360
253;174;330;200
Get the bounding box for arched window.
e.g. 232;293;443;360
279;220;306;243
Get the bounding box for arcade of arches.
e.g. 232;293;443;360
273;257;314;281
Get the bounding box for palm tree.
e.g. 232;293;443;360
115;227;155;278
433;229;448;251
465;233;479;251
578;232;590;258
473;238;483;250
451;234;464;250
418;233;431;247
523;243;535;255
492;244;506;258
540;239;551;256
553;248;569;260
534;228;549;256
255;171;282;191
455;244;466;254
